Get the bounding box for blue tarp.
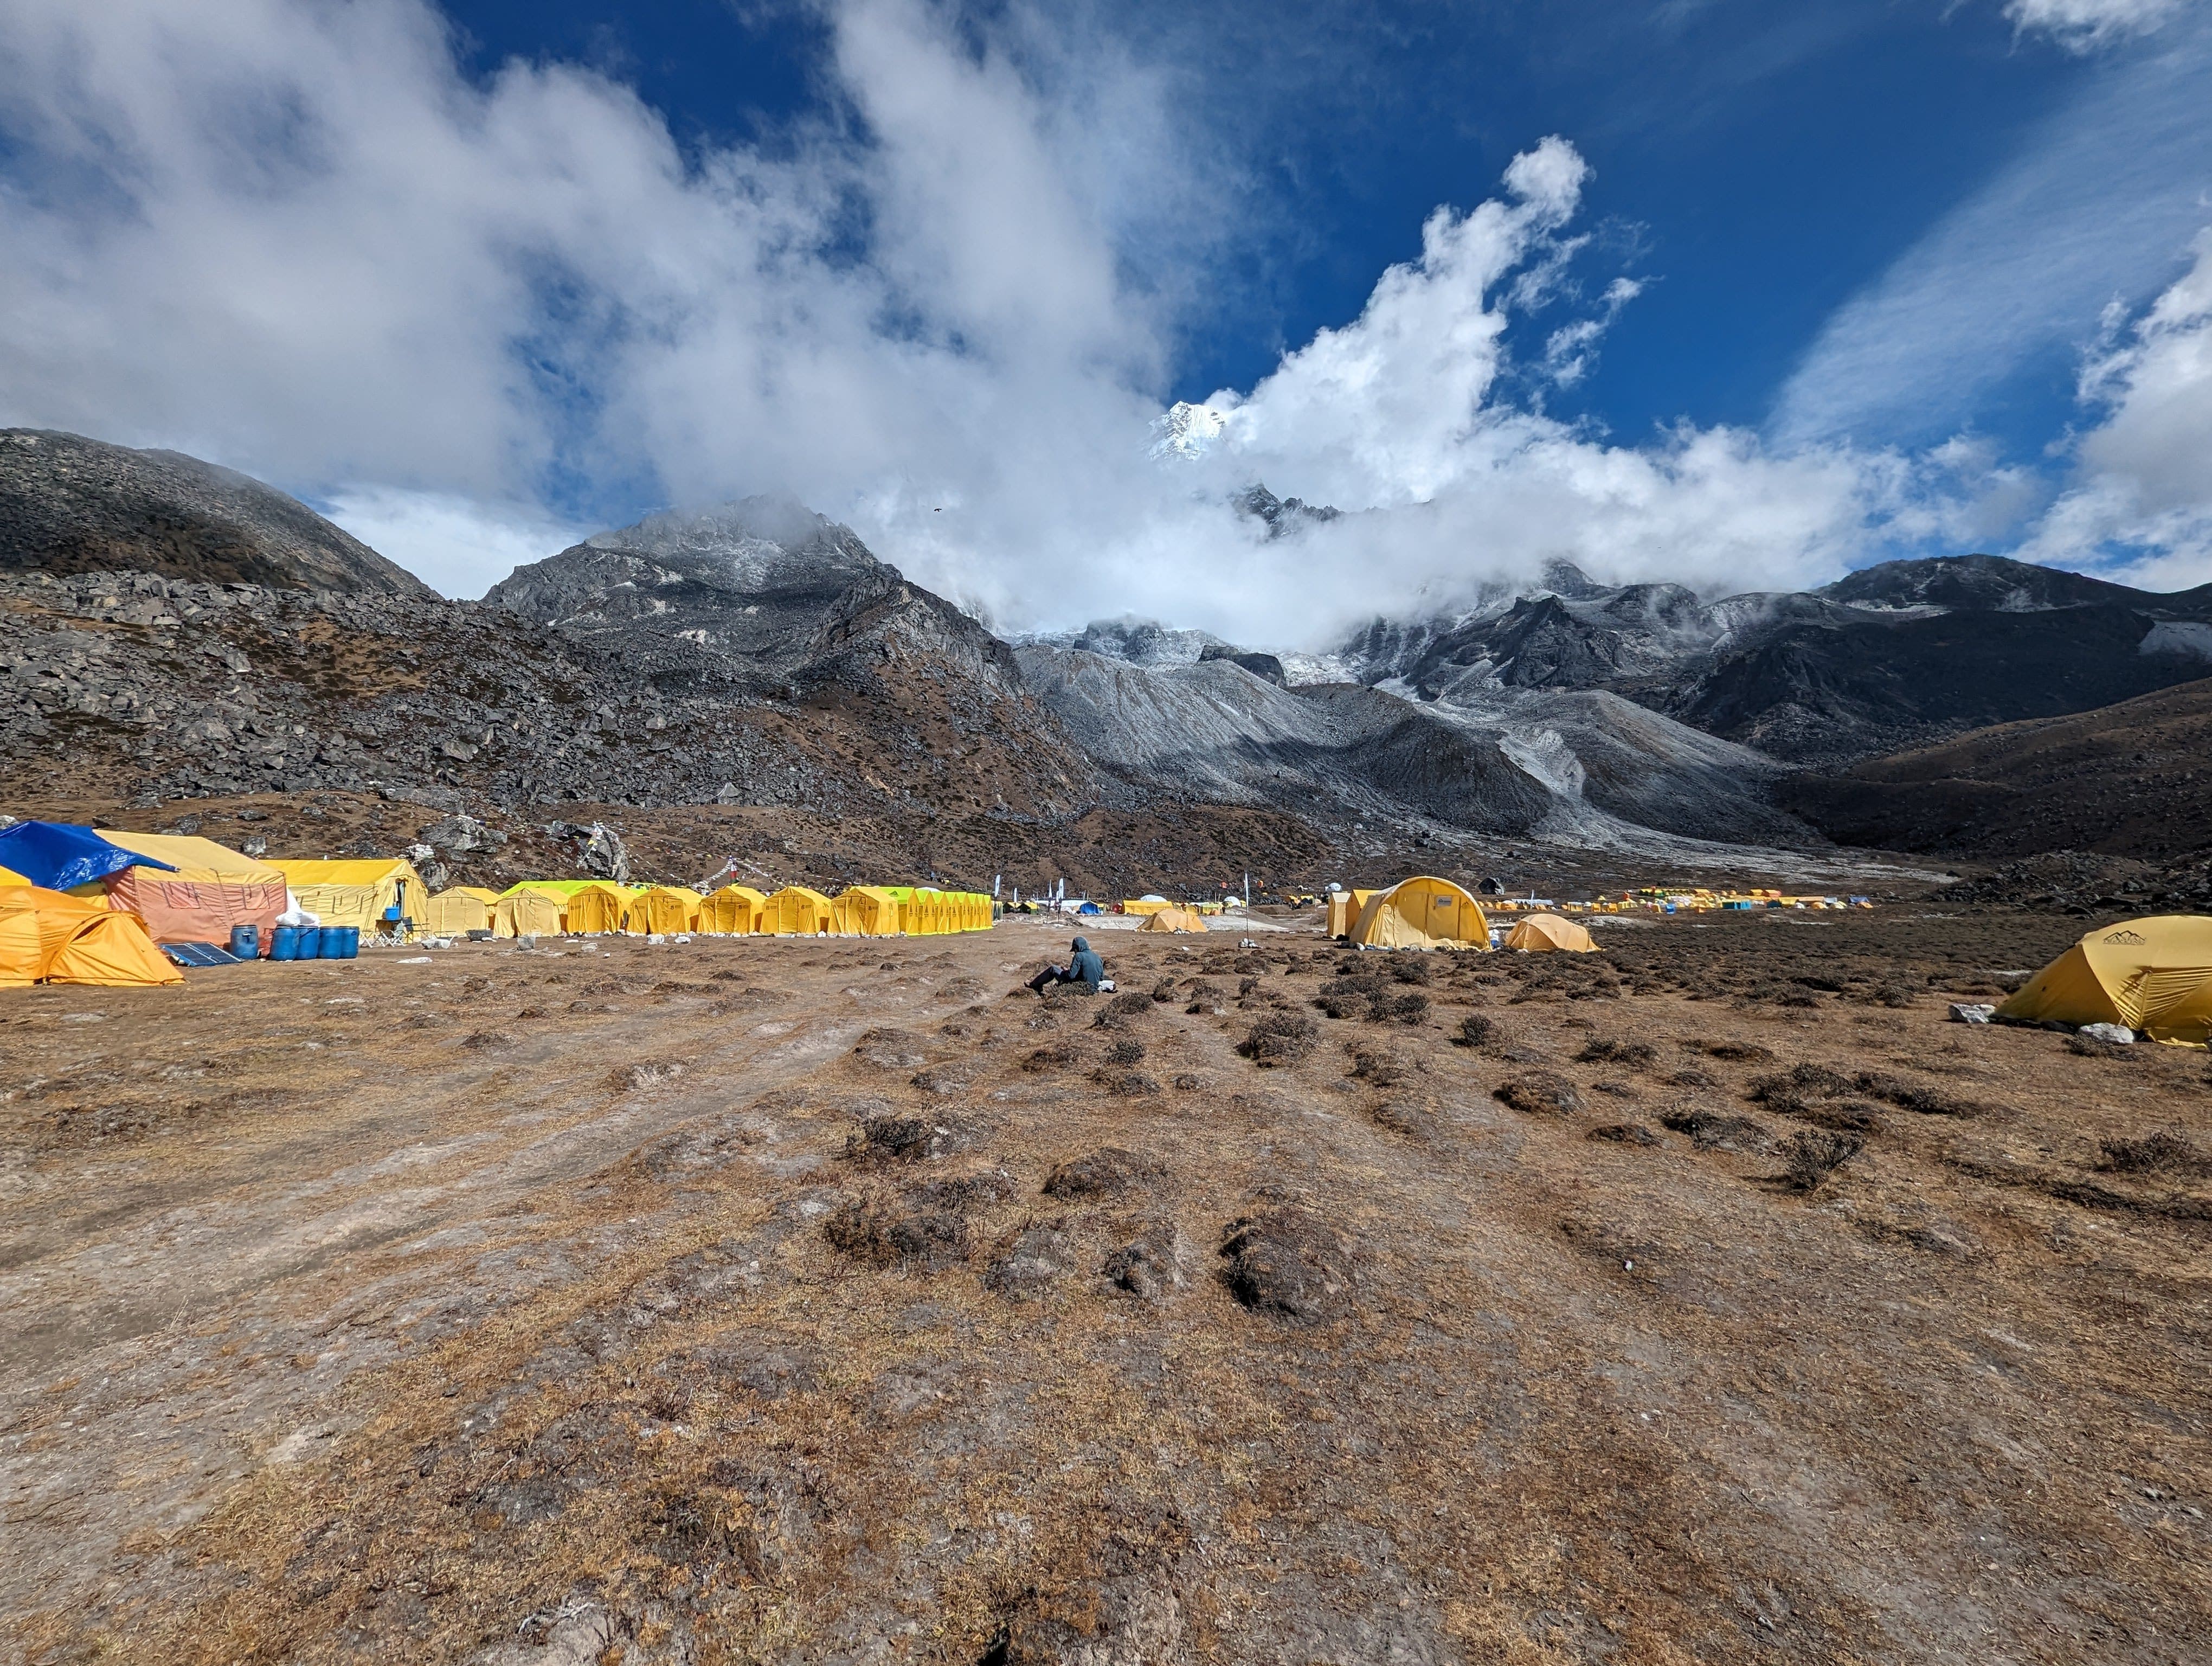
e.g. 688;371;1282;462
0;822;175;892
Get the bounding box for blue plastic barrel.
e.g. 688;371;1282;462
229;925;260;959
316;926;342;959
271;924;300;962
337;925;359;959
295;926;322;959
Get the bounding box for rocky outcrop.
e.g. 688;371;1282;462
0;566;1094;824
0;429;434;597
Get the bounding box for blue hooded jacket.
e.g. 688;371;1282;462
1069;936;1105;990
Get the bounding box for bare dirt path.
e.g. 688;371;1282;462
3;912;2208;1665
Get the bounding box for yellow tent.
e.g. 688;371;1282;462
760;885;834;935
1123;896;1173;917
562;883;629;934
1139;906;1209;934
627;885;701;935
1354;876;1488;948
698;885;766;935
1504;912;1598;953
267;857;432;936
832;886;904;936
0;886;179;987
1351;904;1438;950
493;888;565;939
423;886;501;935
1996;916;2212;1043
95;830;288;948
1345;878;1487;950
1327;889;1379;939
47;910;183;986
0;863;30;888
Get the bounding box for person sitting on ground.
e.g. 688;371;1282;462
1027;935;1107;995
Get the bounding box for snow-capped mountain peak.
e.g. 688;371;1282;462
1149;401;1232;462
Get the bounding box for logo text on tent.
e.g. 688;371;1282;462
2102;930;2147;944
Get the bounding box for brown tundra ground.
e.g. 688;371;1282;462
1;908;2207;1665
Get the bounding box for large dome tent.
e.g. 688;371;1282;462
1997;917;2212;1043
1351;877;1488;949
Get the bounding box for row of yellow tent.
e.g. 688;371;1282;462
413;880;998;940
1324;876;1598;953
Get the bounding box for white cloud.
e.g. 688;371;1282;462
1772;11;2212;447
2007;0;2200;52
319;489;592;600
2018;228;2212;586
0;0;2097;648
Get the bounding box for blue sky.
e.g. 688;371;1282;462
1;0;2209;638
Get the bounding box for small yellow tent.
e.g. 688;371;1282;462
698;885;766;935
562;883;629;934
1139;906;1209;933
832;886;904;936
627;885;702;935
0;886;179;987
493;887;565;938
423;886;501;935
1997;916;2212;1043
1503;912;1598;953
1123;896;1173;917
47;910;183;986
1354;876;1487;947
267;857;432;936
0;863;30;888
761;885;834;935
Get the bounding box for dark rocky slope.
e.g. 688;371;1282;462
0;429;434;597
1783;676;2212;862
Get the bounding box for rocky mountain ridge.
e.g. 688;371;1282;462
0;429;434;598
1322;553;2212;765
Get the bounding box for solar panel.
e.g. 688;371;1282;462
163;942;243;967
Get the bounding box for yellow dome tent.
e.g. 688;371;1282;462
423;886;501;935
269;857;432;937
561;883;630;935
0;886;179;987
493;886;565;938
96;830;287;948
47;909;183;986
761;885;834;935
832;886;904;936
1349;877;1488;950
1139;906;1209;933
1997;916;2212;1043
1504;912;1598;953
627;885;702;935
698;885;766;935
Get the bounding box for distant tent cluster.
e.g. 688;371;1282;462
1323;875;1599;954
0;822;193;987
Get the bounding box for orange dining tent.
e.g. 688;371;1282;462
94;830;287;950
